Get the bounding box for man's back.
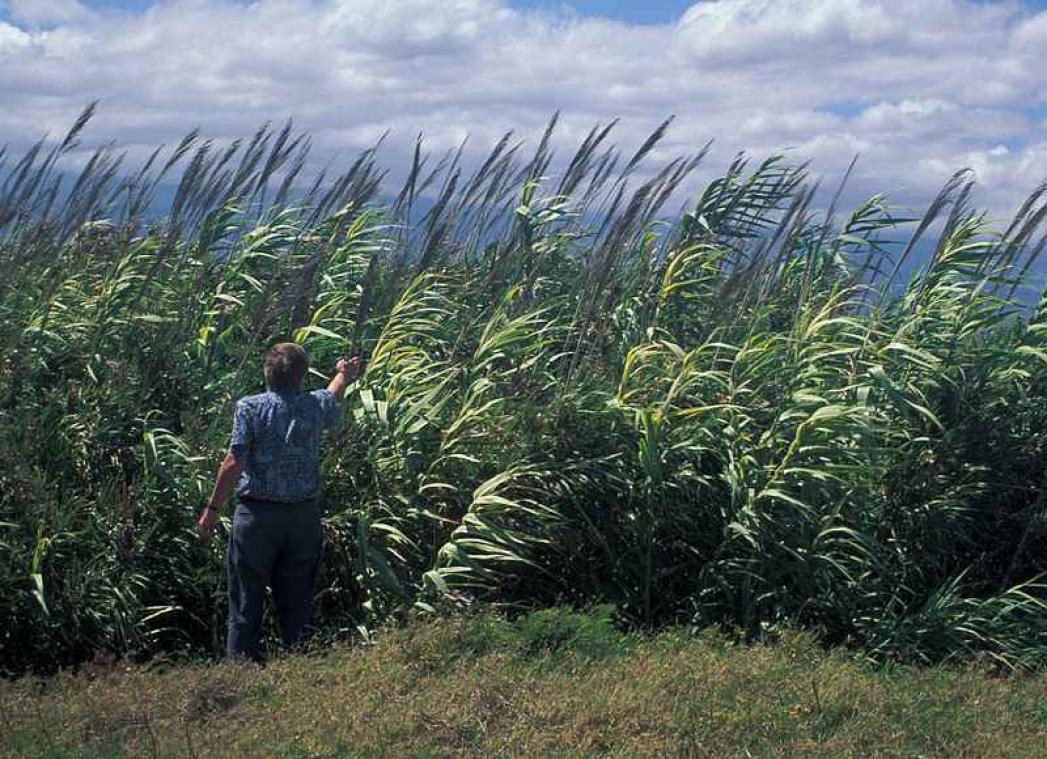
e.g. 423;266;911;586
231;388;341;503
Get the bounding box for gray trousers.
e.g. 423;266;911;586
226;498;322;661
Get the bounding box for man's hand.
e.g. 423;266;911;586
328;356;362;401
196;504;219;540
336;356;362;379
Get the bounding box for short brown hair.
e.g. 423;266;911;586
264;342;308;390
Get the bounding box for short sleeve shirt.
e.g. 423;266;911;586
229;389;341;503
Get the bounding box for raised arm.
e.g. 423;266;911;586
326;356;362;402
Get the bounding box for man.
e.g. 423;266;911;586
196;342;360;661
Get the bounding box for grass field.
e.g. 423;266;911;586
3;608;1046;758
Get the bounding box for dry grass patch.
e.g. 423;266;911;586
3;610;1046;757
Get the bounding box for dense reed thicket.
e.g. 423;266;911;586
2;107;1046;674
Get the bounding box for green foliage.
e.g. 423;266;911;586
1;112;1046;673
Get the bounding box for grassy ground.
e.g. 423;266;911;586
3;609;1046;758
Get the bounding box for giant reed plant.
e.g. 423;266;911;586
1;109;1045;673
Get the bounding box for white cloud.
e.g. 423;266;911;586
0;0;1044;216
6;0;89;25
1012;9;1047;49
0;21;32;55
678;0;897;56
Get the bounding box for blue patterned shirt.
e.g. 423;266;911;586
228;389;341;503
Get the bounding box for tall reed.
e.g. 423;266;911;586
1;109;1045;673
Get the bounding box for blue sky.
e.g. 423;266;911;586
9;0;698;24
41;0;1047;24
515;0;703;23
4;1;728;25
1;0;1045;216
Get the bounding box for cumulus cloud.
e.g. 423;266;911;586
5;0;90;26
0;21;32;55
0;0;1044;215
